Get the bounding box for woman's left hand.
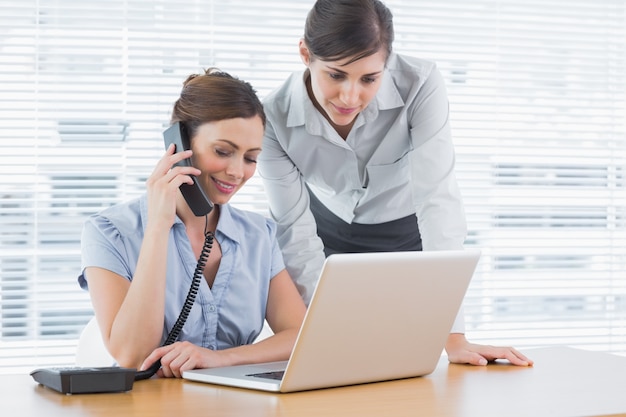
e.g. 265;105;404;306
445;333;534;366
140;341;226;378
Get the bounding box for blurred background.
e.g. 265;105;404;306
0;0;624;373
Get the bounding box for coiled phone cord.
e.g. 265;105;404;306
134;228;214;381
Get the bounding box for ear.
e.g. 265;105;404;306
298;39;311;66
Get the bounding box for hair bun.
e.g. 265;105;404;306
182;73;200;87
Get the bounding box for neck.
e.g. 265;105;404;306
305;73;354;140
176;194;219;234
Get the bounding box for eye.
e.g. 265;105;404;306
245;151;260;164
362;76;377;84
329;72;345;81
215;148;231;157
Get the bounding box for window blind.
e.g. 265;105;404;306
0;0;624;374
393;0;626;351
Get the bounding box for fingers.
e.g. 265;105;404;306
504;348;534;366
162;355;193;378
139;345;170;372
448;342;533;367
153;144;200;183
139;345;179;378
145;146;202;224
471;354;489;366
480;347;533;367
147;342;196;378
451;350;488;366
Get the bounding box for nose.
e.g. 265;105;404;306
339;81;359;106
225;157;244;180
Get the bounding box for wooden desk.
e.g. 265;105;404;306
8;346;626;417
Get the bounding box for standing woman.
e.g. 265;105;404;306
258;0;532;367
79;69;306;378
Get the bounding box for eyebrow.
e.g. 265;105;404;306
326;65;383;78
217;139;262;152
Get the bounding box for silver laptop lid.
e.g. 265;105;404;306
279;249;480;392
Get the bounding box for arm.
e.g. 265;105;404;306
141;269;307;378
408;67;468;334
409;67;532;366
85;145;200;368
257;119;326;305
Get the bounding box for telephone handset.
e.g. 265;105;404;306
163;122;213;216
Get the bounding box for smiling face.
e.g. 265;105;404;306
300;40;386;133
189;116;264;206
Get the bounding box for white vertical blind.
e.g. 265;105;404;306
394;0;626;351
0;0;624;374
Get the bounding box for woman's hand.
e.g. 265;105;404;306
445;333;534;366
140;341;227;378
145;144;201;228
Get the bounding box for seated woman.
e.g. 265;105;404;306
78;68;306;378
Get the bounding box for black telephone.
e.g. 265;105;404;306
163;121;213;217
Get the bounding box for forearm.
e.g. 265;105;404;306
108;224;170;367
277;221;326;305
215;328;301;368
258;138;325;304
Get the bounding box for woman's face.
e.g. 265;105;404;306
300;40;386;128
190;116;264;206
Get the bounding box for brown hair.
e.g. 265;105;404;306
303;0;394;65
171;68;266;138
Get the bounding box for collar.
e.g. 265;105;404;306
285;70;311;129
213;203;240;244
139;195;240;245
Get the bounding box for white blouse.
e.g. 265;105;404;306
259;53;468;332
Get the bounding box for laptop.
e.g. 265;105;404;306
182;249;481;393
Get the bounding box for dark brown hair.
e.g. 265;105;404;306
171;68;266;138
303;0;394;65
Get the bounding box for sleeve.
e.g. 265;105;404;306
407;66;468;333
264;217;287;280
78;215;133;291
257;118;326;306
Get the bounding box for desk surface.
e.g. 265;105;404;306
7;346;626;417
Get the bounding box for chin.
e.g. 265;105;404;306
328;111;357;125
333;117;356;127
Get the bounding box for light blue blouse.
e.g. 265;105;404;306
78;195;285;350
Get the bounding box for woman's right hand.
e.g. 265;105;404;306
145;143;201;227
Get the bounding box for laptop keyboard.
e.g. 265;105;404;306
246;370;285;381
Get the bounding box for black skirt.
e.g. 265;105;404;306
308;188;422;257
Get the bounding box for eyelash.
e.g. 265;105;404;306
215;149;257;164
329;73;377;84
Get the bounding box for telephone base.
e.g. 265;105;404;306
30;366;136;394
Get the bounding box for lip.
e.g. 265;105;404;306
332;103;358;115
212;177;237;194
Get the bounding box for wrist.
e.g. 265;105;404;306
144;219;172;237
446;333;467;350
